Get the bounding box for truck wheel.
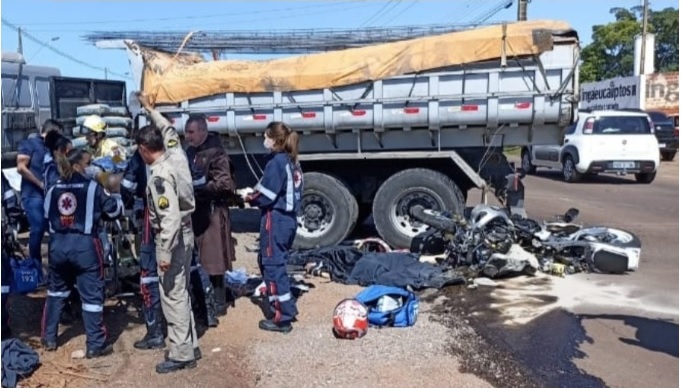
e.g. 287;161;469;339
293;172;358;250
372;168;465;249
562;155;582;183
635;172;656;184
521;148;536;175
661;151;677;161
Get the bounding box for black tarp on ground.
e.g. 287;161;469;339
288;246;465;290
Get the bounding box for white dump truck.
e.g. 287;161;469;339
117;20;580;250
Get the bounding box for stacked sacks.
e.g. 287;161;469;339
75;104;135;157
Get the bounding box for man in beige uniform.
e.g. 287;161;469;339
136;93;198;374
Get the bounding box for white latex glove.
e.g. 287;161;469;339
235;187;254;198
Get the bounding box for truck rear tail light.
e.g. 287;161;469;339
207;116;220;123
515;102;531;109
302;112;316;119
351;109;367;116
404;107;420;114
462;104;478;112
253;114;268;120
583;118;594;134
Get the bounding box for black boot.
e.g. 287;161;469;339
204;285;219;328
134;308;166;350
211;276;228;317
156;358;197;374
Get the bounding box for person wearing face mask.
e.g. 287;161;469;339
244;122;303;334
41;148;123;358
183;115;238;322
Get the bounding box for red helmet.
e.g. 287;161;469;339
332;299;369;340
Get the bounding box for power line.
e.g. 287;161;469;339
28;1;375;33
381;1;420;26
13;1;362;27
370;0;404;26
359;0;396;28
2;18;131;80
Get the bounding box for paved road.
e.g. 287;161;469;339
467;160;679;387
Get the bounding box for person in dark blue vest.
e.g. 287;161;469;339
41;148;123;358
16;119;64;284
244;122;304;334
1;172;18;338
43;132;82;325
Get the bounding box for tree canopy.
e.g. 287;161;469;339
579;6;679;83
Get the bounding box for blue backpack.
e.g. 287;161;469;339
355;285;419;328
10;258;40;294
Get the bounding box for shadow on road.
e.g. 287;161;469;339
579;314;679;358
532;170;640;185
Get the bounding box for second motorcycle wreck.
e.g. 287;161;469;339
286;204;643;291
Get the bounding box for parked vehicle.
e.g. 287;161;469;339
646;110;678;161
117;21;581;250
1;52;127;169
522;110;660;184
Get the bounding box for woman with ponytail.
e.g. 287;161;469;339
43;132;73;195
244;122;304;334
41;146;124;358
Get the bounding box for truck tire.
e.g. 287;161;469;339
293;172;358;250
372;168;465;249
562;155;582;183
521;148;536;175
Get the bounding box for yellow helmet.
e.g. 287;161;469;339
82;115;107;133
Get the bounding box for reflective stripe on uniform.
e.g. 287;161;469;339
84;180;98;235
193;175;206;188
47;290;71;298
254;183;277;200
140;276;159;284
44;186;55;219
1;286;9;294
82;303;103;312
285;163;294;212
268;292;292;303
121;178;137;191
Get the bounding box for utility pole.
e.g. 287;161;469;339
639;0;649;75
517;0;528;21
17;27;23;54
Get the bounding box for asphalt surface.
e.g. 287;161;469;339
461;159;679;388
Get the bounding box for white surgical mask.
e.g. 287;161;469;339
263;137;275;150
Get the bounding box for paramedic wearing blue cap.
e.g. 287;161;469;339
245;122;303;334
41;148;123;358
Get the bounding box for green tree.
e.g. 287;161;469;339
579;6;679;83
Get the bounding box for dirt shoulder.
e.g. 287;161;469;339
14;225;489;388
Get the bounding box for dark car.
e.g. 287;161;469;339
647;111;678;161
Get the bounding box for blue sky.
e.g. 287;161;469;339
1;0;677;94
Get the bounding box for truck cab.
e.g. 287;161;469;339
522;110;660;184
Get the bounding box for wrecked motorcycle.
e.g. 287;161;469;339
409;204;641;276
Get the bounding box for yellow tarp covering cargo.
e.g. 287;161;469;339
139;20;574;104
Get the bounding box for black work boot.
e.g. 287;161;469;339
86;344;113;359
165;347;202;361
204;285;219;328
258;319;293;334
156;358;197;374
134;309;166;350
214;284;227;317
41;339;57;351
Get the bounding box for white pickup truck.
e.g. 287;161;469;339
521;110;660;184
